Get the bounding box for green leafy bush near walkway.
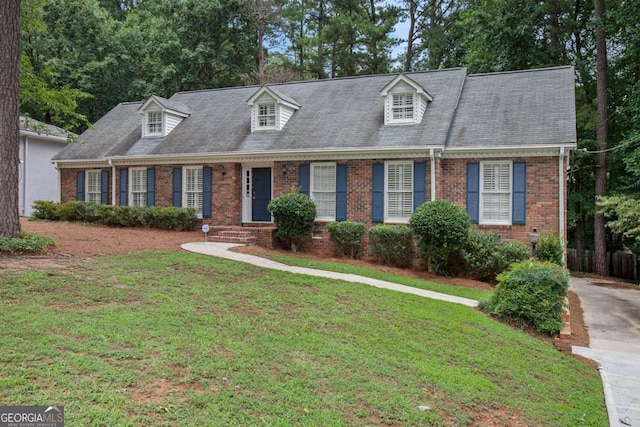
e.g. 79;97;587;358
0;251;605;426
482;260;569;334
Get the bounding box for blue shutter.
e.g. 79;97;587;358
172;167;182;207
298;163;310;195
372;162;384;222
413;161;426;210
101;170;109;204
146;167;156;207
512;162;526;224
76;171;85;201
202;166;212;219
466;163;479;224
336;163;347;221
119;169;128;206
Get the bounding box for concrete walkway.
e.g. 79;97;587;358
181;242;478;307
571;276;640;427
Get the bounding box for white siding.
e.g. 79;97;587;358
279;106;294;129
165;113;183;135
19;136;67;216
416;96;428;123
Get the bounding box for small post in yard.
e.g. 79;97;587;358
202;223;210;239
528;227;540;258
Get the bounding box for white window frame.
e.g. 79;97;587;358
146;111;164;136
385;161;413;222
256;102;277;129
129;168;147;207
183;166;203;218
480;161;512;225
310;162;337;221
86;170;102;204
390;93;415;123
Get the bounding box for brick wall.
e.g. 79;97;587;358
60;155;565;249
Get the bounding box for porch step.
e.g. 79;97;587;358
209;230;257;244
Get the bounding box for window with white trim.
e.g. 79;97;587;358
257;103;276;128
184;166;203;217
480;161;512;224
386;161;413;221
146;111;163;136
392;93;414;122
129;168;147;207
311;163;336;221
86;170;101;204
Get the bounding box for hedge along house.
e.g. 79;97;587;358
52;66;576;249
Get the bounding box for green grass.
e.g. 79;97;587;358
266;252;492;301
0;251;605;426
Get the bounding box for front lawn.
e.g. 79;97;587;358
0;251;605;426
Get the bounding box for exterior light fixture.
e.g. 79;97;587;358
282;165;287;175
528;227;540;257
220;165;226;176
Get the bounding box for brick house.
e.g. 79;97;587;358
52;66;576;249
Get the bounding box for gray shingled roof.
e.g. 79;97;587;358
447;66;577;147
144;95;191;115
20;116;68;138
54;66;576;162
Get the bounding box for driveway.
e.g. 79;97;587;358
571;276;640;427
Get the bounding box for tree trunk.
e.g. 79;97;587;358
0;0;21;238
593;0;608;276
404;0;417;72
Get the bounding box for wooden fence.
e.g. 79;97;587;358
566;249;638;281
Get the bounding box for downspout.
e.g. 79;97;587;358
53;160;60;204
21;136;27;216
429;148;436;201
108;159;116;206
558;147;566;255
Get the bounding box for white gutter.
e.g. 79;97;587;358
19;130;68;143
559;146;566;255
429;148;436;201
108;158;116;206
53;161;60;204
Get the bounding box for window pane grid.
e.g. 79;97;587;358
311;164;336;220
258;103;276;127
147;112;162;134
130;169;147;207
386;162;413;220
481;162;511;223
87;171;101;204
392;94;414;120
184;167;203;216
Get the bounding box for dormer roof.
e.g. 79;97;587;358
247;86;301;110
380;74;433;101
138;95;191;117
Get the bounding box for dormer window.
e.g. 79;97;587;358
392;93;414;122
139;95;190;138
381;74;432;126
248;86;300;132
257;103;277;128
146;111;163;136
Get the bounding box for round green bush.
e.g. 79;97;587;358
410;200;470;272
484;260;569;335
268;193;317;252
536;232;564;265
368;224;413;268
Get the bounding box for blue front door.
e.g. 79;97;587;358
252;168;272;222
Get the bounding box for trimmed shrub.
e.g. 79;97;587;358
27;201;197;231
31;200;61;220
268;193;317;252
536;232;564;265
368;224;413;268
327;221;365;259
410;200;470;272
0;232;56;254
57;201;100;222
447;230;530;281
482;260;569;335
